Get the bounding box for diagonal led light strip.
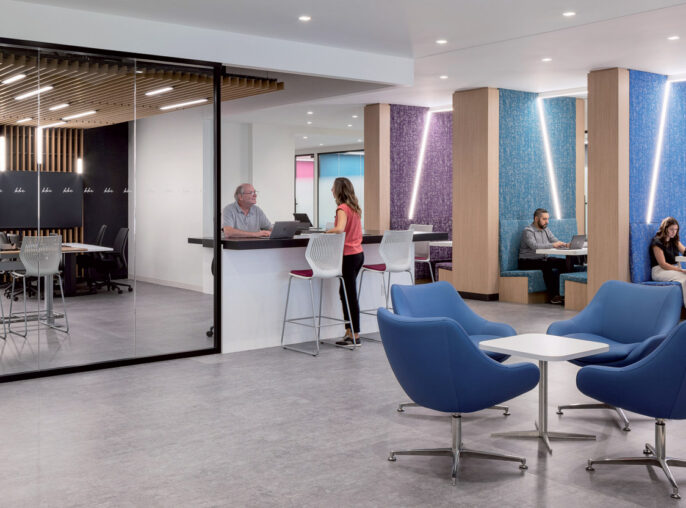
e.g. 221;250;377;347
408;110;433;220
646;80;672;224
536;98;562;220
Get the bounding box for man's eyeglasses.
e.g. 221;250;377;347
242;190;258;196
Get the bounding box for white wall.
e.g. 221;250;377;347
130;106;210;292
130;108;298;293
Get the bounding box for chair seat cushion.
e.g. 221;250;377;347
641;280;682;287
500;270;546;293
415;256;429;261
562;333;636;364
470;334;510;362
363;263;386;272
290;269;313;278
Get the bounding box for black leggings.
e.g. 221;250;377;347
339;252;364;333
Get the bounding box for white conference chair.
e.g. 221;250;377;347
280;233;354;356
9;235;69;336
409;224;434;282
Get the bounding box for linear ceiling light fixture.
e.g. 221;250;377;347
0;136;5;172
408;110;434;220
536;98;562;220
14;85;53;100
62;110;96;120
537;87;587;99
17;117;32;123
2;73;26;85
49;103;69;111
145;86;173;96
646;80;672;224
159;98;208;111
76;157;83;174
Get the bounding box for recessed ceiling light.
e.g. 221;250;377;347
2;73;26;85
562;11;576;17
159;98;208;110
135;70;144;74
145;86;173;96
299;15;311;22
347;124;352;127
357;139;363;142
62;110;96;121
319;143;324;146
15;85;53;100
435;39;448;45
49;103;69;111
307;111;313;115
352;115;358;118
39;121;66;129
439;75;448;80
303;136;308;139
307;121;312;125
668;35;680;41
541;57;553;62
17;117;32;123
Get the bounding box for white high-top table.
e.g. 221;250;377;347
479;333;609;453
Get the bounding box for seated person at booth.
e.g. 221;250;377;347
222;183;272;238
650;217;686;305
518;208;570;304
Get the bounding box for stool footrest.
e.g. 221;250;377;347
286;315;350;328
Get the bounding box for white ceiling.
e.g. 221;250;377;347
15;0;686;149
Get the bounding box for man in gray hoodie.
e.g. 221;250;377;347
518;208;570;304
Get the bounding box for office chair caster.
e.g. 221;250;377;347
206;326;214;337
128;287;133;292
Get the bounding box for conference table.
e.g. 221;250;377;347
0;242;112;325
480;333;608;454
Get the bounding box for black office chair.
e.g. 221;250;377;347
81;224;107;289
94;227;133;294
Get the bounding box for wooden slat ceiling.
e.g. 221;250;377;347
0;51;283;129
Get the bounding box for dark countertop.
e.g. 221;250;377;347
188;231;449;250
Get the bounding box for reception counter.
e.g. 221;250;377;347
188;230;448;353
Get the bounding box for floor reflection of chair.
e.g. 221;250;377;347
9;235;70;337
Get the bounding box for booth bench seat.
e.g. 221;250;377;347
499;218;580;304
629;222;683;298
560;271;588;311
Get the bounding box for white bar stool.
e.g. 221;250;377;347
409;224;434;282
280;233;354;356
358;230;414;341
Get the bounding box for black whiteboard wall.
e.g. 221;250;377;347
0;172;83;229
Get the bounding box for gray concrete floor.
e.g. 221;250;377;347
1;299;684;507
0;280;213;376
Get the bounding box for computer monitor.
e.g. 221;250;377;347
293;213;312;228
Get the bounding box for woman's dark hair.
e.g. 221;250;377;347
656;216;680;247
332;177;361;216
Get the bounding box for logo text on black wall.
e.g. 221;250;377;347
104;187;114;194
42;187;53;193
62;187;74;193
14;187;25;193
84;187;94;193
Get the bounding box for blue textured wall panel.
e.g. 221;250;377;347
499;89;576;221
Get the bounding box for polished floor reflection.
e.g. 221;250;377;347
1;300;682;506
0;280;213;375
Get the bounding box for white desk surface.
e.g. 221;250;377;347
536;248;587;256
479;333;608;362
429;240;453;248
63;243;113;253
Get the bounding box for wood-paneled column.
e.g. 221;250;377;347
451;88;500;297
576;98;586;234
363;103;390;230
587;68;630;299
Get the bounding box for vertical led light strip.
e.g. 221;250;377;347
408;110;433;220
0;136;6;172
536;98;562;220
645;80;672;224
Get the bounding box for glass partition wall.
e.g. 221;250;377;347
0;40;222;380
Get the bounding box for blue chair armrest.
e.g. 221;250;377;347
480;321;516;338
618;334;667;366
547;313;591;336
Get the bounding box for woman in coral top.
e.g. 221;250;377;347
327;177;364;346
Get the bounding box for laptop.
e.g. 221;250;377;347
293;213;313;228
557;234;586;250
268;221;301;240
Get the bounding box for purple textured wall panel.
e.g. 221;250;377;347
390;105;453;278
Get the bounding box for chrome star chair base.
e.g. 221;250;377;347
397;401;510;416
557;403;631;431
586;419;685;499
389;414;527;485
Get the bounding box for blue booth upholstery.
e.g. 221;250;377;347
377;308;539;483
391;281;514;362
559;271;587;297
499;218;579;293
547;280;682;430
630;222;682;289
578;321;686;499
